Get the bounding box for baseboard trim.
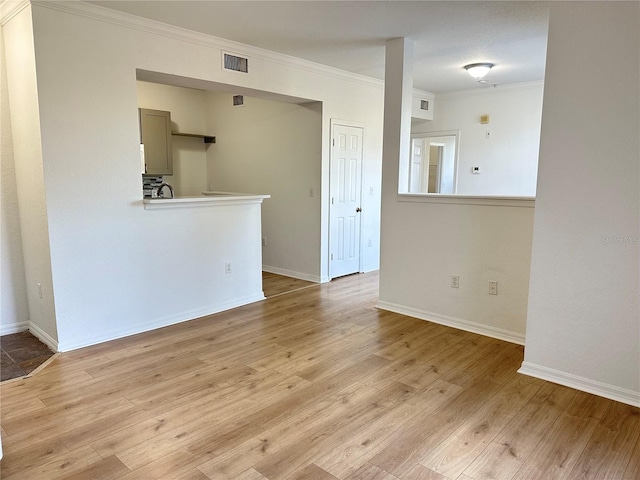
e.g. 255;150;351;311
262;265;321;284
56;293;265;352
376;301;525;345
361;264;380;274
518;361;640;407
29;322;59;352
0;321;29;336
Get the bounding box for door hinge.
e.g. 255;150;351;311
331;253;333;260
332;138;335;146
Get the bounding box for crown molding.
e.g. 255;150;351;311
1;0;30;26
436;80;544;100
412;87;436;98
28;0;383;89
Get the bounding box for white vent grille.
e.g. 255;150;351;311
223;53;248;73
420;99;430;111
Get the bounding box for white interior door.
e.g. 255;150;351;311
409;139;424;193
330;124;363;279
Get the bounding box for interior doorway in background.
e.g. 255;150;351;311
407;132;458;194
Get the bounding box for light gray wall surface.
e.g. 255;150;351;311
414;83;543;196
1;24;29;335
205;93;323;282
522;2;640;405
3;7;58;346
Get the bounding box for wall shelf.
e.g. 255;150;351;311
172;132;216;144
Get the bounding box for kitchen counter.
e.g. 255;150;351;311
143;191;270;210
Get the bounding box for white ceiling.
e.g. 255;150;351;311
89;1;550;94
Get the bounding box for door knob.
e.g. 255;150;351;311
356;207;362;213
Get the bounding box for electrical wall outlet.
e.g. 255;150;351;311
489;281;498;295
450;275;460;288
37;283;42;299
262;237;267;247
225;262;232;274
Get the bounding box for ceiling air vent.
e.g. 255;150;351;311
233;95;244;107
223;53;248;73
420;99;430;111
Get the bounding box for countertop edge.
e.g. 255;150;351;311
143;193;270;210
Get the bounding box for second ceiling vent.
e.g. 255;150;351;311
233;95;244;107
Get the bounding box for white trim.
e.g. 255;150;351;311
143;194;269;210
398;194;535;208
361;264;380;274
377;300;525;345
262;265;324;284
0;0;29;26
56;293;265;352
28;322;58;352
329;118;366;130
413;87;436;98
29;0;383;89
436;81;544;101
0;320;28;336
518;361;640;408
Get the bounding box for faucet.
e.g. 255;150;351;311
157;183;174;198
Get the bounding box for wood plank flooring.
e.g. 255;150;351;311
261;272;316;298
1;271;639;479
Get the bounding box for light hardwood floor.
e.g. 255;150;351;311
261;272;316;298
1;271;639;479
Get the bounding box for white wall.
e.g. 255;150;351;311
3;1;383;350
414;83;543;196
136;81;208;197
204;92;323;281
380;41;534;344
379;200;534;344
3;5;58;347
521;2;640;406
1;23;29;335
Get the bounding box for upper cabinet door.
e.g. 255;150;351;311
139;108;172;175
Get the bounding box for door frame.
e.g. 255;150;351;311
329;119;365;280
410;130;460;194
429;141;445;193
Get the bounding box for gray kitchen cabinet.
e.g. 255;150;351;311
139;108;172;175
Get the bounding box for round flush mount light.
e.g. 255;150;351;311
464;63;494;79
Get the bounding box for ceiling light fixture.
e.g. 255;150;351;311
464;63;494;80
